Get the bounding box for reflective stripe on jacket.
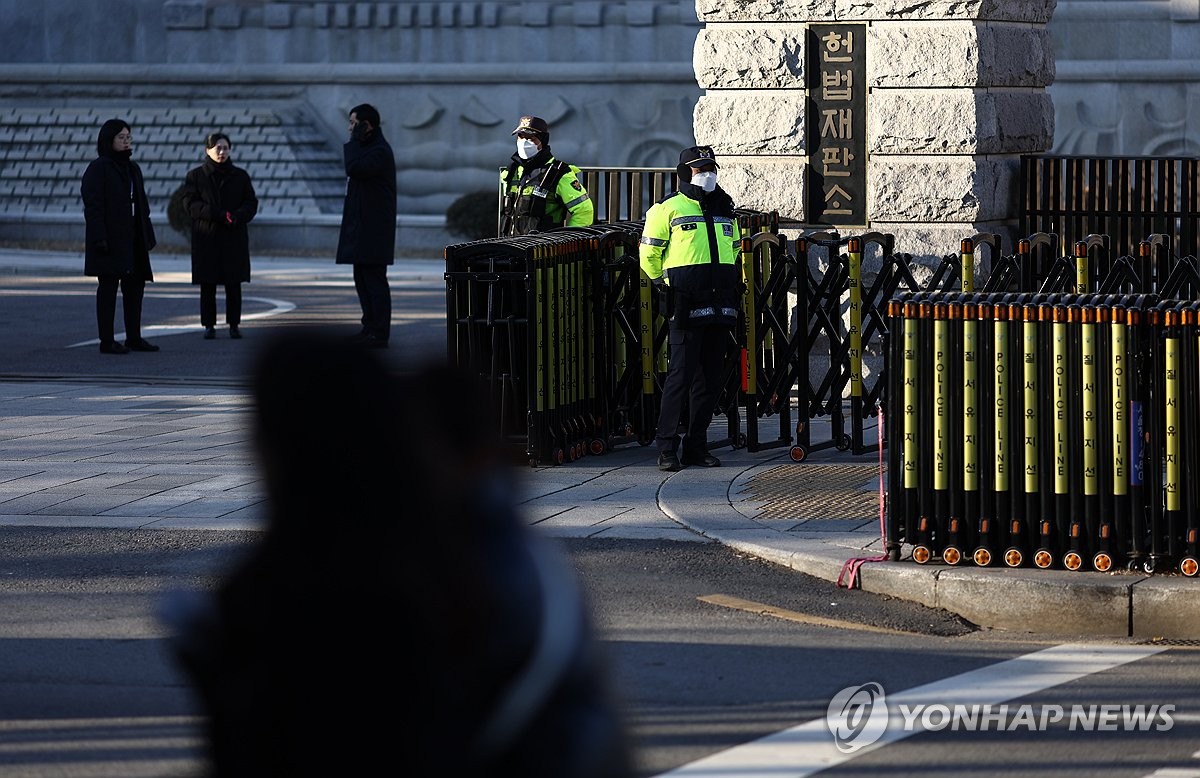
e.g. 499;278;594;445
638;190;741;326
500;156;594;233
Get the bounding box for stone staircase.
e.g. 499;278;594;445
0;103;346;220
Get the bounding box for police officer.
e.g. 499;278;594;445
639;145;741;472
499;115;594;236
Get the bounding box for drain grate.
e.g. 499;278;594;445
739;463;884;521
1137;637;1200;648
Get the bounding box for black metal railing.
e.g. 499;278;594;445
1020;155;1200;260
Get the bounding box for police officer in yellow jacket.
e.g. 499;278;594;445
640;145;741;472
500;115;594;236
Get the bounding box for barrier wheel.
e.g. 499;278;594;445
973;547;992;567
887;546;901;562
589;438;607;456
1143;558;1157;574
1181;556;1200;577
789;445;808;462
836;434;852;451
736;433;748;448
942;546;962;566
1033;549;1054;569
554;448;565;466
1092;552;1113;573
912;545;932;565
1062;551;1083;571
1003;548;1024;568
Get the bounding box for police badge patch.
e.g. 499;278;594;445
571;180;582;191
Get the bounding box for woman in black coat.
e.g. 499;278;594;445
81;118;158;354
182;132;259;340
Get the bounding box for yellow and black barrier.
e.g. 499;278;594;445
446;226;643;466
789;231;922;460
446;213;792;466
884;290;1200;575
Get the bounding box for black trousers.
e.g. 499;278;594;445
654;324;728;456
353;264;391;340
96;275;145;344
200;283;243;328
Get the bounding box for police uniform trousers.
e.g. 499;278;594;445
655;323;729;457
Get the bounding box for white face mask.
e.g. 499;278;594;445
691;171;718;193
517;138;539;160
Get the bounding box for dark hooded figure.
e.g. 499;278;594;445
163;329;634;777
80;117;158;354
182;132;259;340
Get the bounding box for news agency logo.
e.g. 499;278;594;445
826;682;888;753
826;682;1176;752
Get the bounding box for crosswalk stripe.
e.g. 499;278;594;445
655;642;1167;778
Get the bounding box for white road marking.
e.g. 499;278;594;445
65;296;296;347
655;643;1168;778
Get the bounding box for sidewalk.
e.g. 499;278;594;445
1;252;1197;640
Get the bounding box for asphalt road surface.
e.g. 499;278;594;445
0;260;447;382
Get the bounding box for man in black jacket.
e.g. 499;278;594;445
336;103;397;348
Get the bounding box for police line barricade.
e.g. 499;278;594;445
565;221;652;452
446;212;798;465
708;209;787;452
735;226;796;454
961;232;1200;297
882;290;1200;576
787;230;922;461
446;231;605;465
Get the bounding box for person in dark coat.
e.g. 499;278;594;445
162;329;634;777
81;118;158;354
182;132;259;340
336;103;397;348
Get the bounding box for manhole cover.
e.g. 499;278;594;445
740;463;883;521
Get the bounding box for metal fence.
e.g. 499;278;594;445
1020;155;1200;260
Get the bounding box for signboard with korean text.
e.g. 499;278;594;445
806;23;867;226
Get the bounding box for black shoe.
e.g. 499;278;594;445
360;334;388;349
229;326;242;339
203;327;216;340
346;329;369;342
99;341;129;355
657;451;681;472
125;338;160;352
681;450;721;468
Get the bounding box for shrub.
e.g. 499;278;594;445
167;184;191;239
446;190;499;241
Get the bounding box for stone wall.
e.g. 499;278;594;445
1;1;1195;256
1051;0;1200;155
0;0;702;253
692;0;1058;261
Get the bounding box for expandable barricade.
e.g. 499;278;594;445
883;291;1200;576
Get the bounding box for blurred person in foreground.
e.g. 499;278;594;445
163;329;633;777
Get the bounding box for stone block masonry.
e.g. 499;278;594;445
691;0;1058;262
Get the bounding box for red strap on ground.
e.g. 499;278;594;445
837;407;890;589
